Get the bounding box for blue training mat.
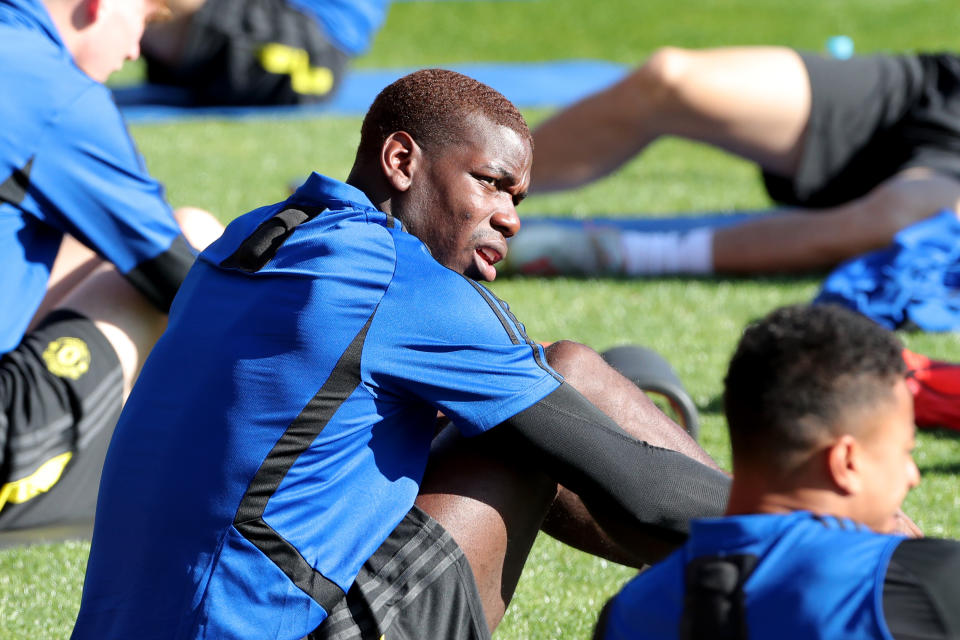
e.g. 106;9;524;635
114;60;629;124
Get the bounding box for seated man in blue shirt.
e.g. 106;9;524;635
596;304;960;640
140;0;390;105
72;68;731;640
0;0;222;532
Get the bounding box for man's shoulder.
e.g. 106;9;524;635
0;21;95;96
0;24;109;138
200;198;400;279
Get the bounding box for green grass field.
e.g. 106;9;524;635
5;0;960;637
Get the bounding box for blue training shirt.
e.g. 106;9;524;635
0;0;188;353
600;511;903;640
72;173;562;639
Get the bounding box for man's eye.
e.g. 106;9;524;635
475;175;496;186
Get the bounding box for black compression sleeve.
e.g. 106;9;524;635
500;382;730;538
883;538;960;639
124;234;197;312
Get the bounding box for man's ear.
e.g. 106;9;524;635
380;131;420;193
826;434;861;495
85;0;102;23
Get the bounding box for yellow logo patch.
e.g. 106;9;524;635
0;452;72;511
258;43;335;96
42;336;91;380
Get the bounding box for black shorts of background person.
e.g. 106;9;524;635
0;311;122;532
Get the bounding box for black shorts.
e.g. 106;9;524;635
307;505;491;640
0;310;122;531
763;52;960;207
144;0;349;106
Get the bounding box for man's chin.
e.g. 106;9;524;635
464;261;497;282
465;272;495;283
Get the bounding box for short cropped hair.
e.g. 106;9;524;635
356;68;531;160
724;304;905;472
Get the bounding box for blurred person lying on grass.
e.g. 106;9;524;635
508;47;960;278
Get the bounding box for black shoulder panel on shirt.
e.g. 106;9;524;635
0;157;33;206
680;553;757;640
884;538;960;640
219;205;324;273
125;234;196;313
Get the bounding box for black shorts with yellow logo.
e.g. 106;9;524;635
144;0;349;106
0;310;122;531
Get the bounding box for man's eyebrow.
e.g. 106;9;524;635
479;163;519;182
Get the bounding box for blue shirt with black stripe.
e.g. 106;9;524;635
0;0;190;354
599;511;904;640
73;173;562;639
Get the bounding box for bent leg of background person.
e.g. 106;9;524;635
52;207;223;396
530;46;811;193
0;268;153;532
0;208;222;532
415;341;724;632
30;207;222;333
174;206;224;253
0;264;171;532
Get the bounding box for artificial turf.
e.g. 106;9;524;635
4;0;960;637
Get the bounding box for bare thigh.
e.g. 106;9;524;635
531;45;812;191
648;46;812;175
29;235;101;331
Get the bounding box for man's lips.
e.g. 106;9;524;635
477;246;503;265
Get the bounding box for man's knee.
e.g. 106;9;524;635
628;46;701;111
864;170;960;234
545;340;604;382
173;206;224;252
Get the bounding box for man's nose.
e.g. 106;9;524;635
490;204;521;239
909;458;921;489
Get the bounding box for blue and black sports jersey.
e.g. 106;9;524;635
72;173;562;639
599;511;903;640
0;0;191;353
287;0;390;56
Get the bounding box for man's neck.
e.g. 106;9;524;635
725;470;850;521
345;164;392;216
